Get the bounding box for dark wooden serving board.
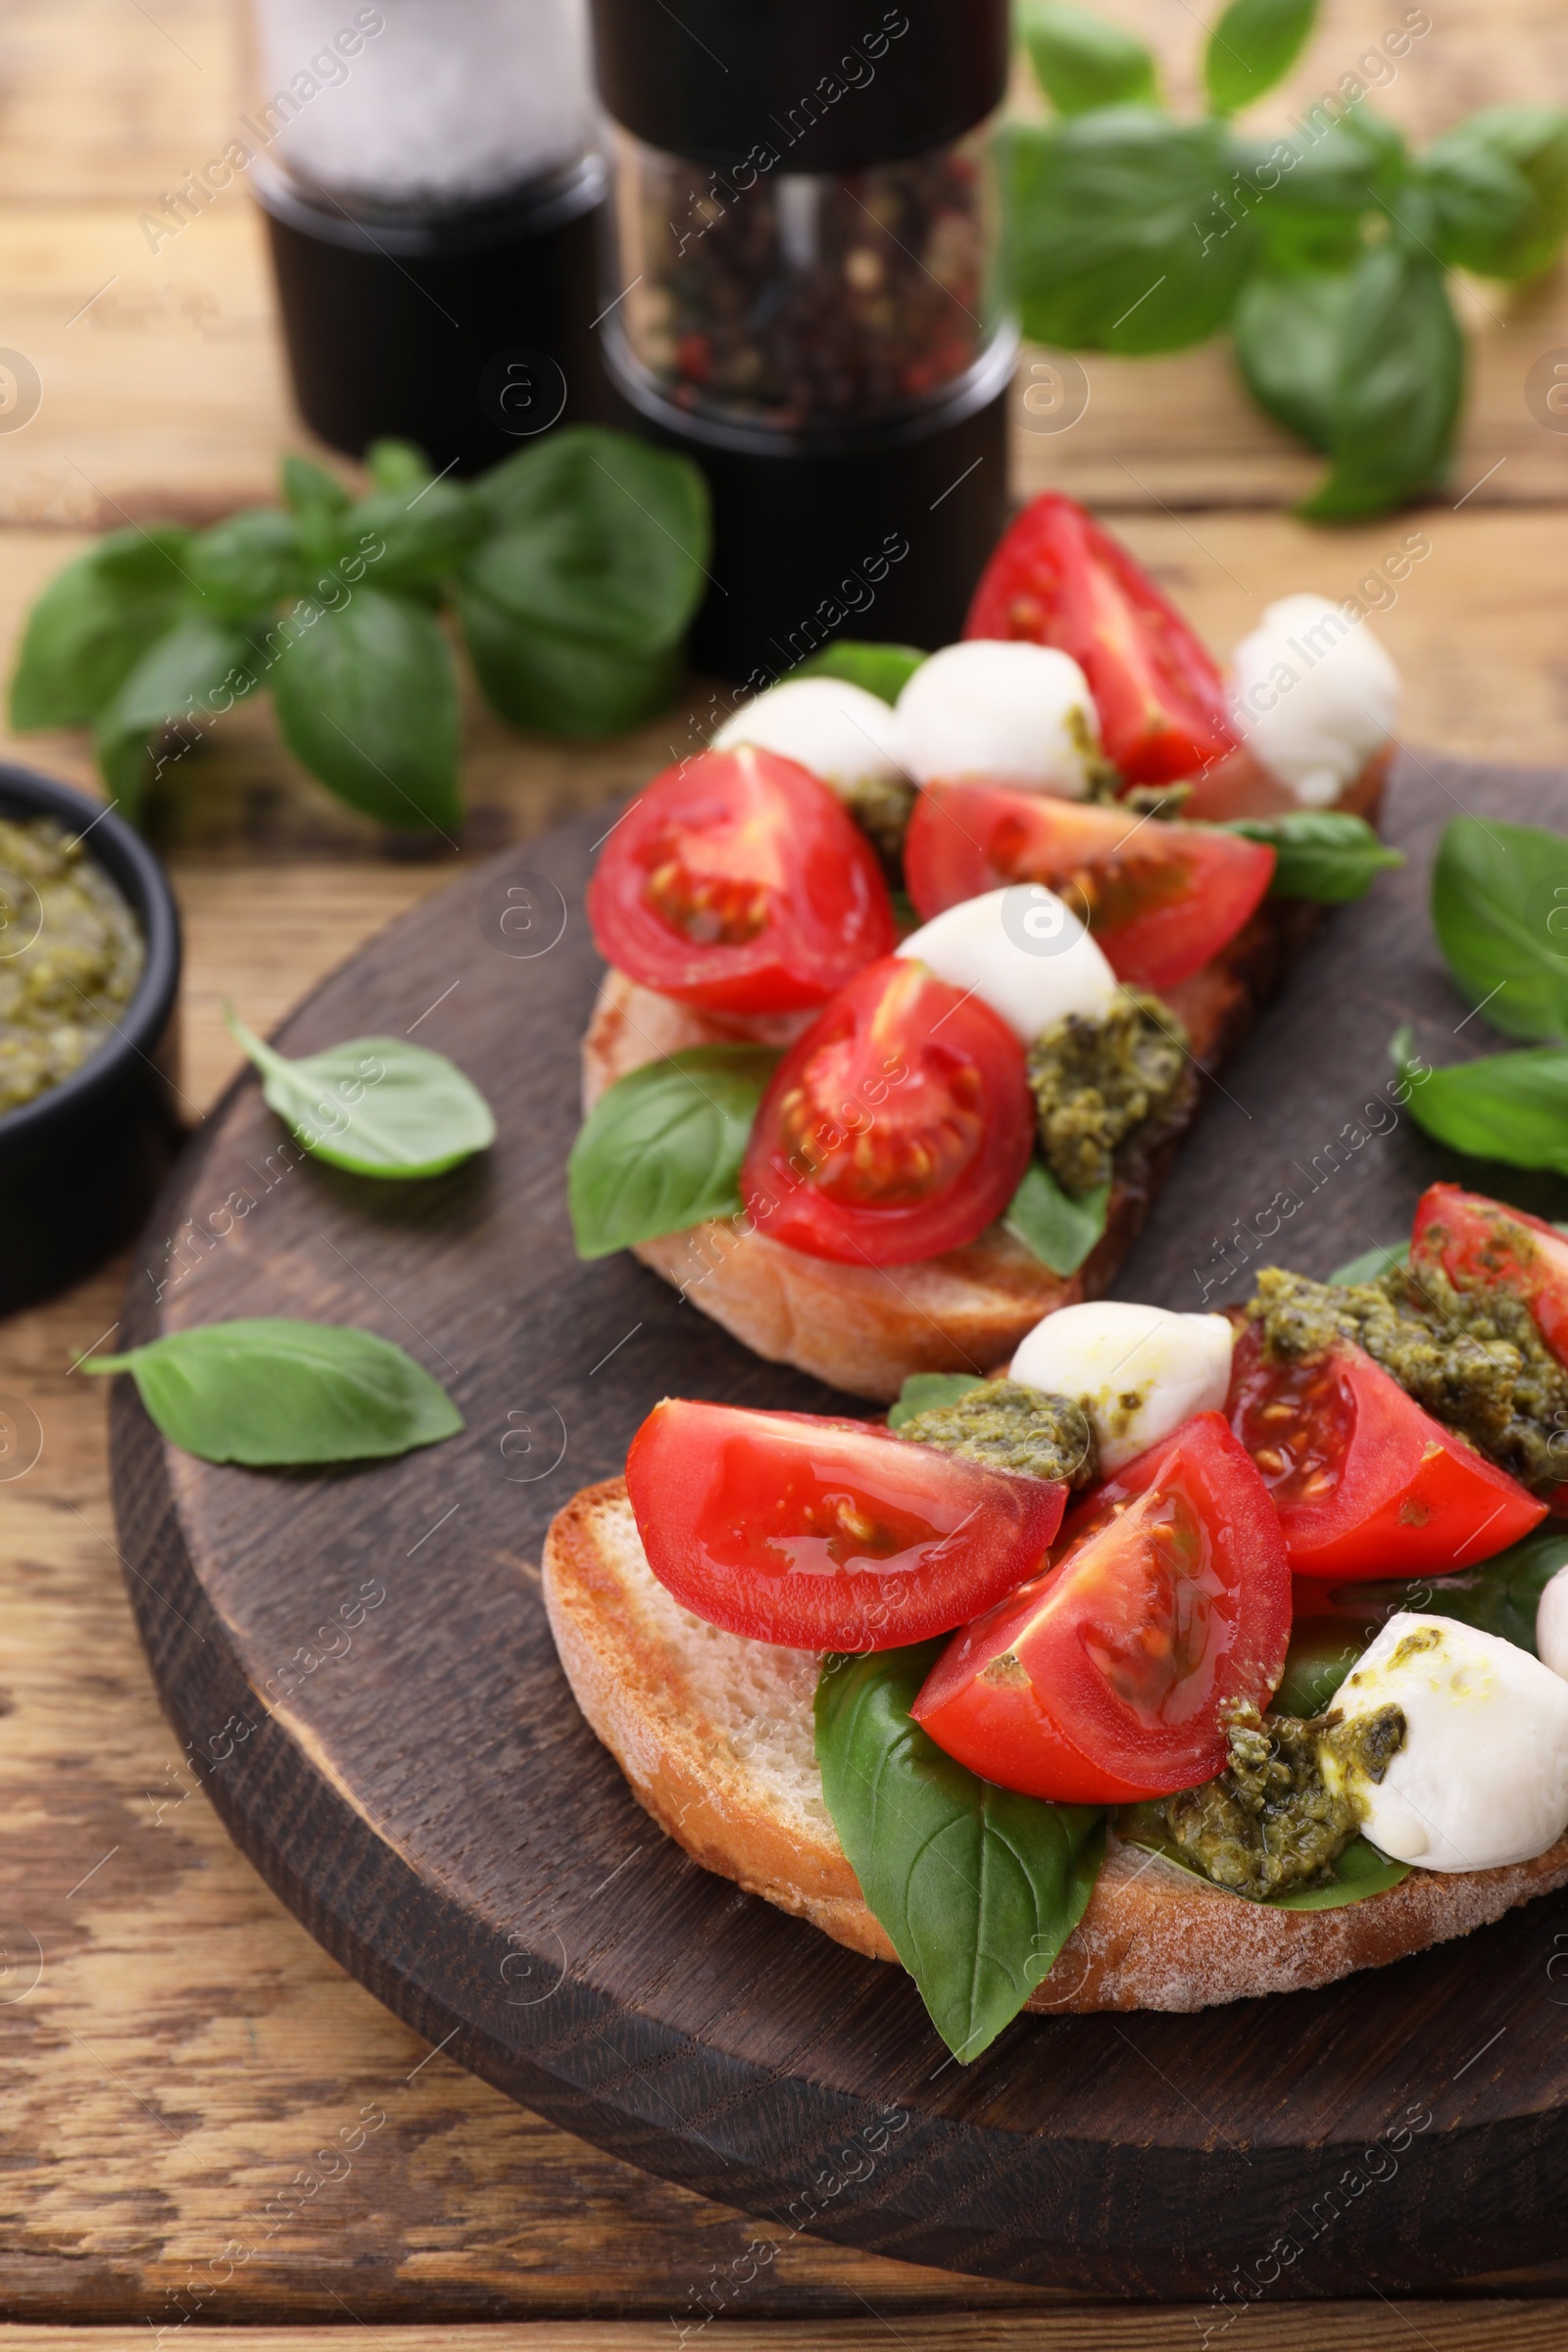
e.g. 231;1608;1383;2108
111;752;1568;2298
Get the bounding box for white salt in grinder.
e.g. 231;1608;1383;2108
244;0;608;470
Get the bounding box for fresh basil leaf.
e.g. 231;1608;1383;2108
83;1318;463;1466
367;438;433;495
226;1008;494;1179
1390;1022;1568;1175
1005;111;1256;355
1270;1838;1409;1908
1432;814;1568;1042
344;482;484;590
1118;1808;1408;1909
1329;1241;1406;1287
1273;1616;1369;1716
1204;0;1317;118
1336;1527;1568;1659
1299;244;1463;519
272;588;461;833
1421;108;1568;279
466;426;709;655
281;454;351;540
568;1045;778;1259
795;642;927;706
887;1373;987;1431
1231;269;1353;450
1017;0;1158;115
185;509;305;617
1004;1159;1109;1277
458;580;683;738
1419;139;1536;276
1221;811;1402;901
10;529;192;728
94;613;260;820
815;1643;1105;2059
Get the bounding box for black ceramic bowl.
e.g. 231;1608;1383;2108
0;764;182;1317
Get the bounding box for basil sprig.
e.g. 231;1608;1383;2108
568;1046;779;1260
1015;1;1158;117
1278;1526;1568;1720
1118;1809;1408;1909
1004;1159;1109;1276
1382;814;1568;1172
1392;1022;1568;1174
888;1373;987;1429
9;428;709;829
1202;0;1315;119
226;1008;495;1179
795;641;926;707
1004;6;1568;517
815;1643;1105;2059
1433;816;1568;1043
84;1319;463;1466
1220;810;1402;903
456;430;710;738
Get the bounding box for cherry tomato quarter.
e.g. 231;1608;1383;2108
910;1412;1291;1802
964;494;1236;786
625;1398;1067;1649
741;955;1035;1264
1228;1322;1545;1580
586;745;894;1015
904;781;1275;990
1411;1182;1568;1368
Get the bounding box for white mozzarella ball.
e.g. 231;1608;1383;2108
1229;593;1399;808
711;676;907;795
1010;1300;1235;1473
1325;1613;1568;1872
895;640;1102;797
1538;1565;1568;1680
897;884;1119;1043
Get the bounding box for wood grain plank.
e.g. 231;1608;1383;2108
2;2316;1568;2352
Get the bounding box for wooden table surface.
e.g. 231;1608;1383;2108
5;0;1568;2341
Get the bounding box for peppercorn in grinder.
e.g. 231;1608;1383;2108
587;0;1015;680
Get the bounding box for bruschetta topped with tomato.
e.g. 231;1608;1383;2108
545;1182;1568;2054
570;493;1402;1399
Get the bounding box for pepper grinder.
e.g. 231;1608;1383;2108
587;0;1015;680
246;0;608;471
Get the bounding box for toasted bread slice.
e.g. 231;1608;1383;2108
543;1476;1568;2015
581;760;1392;1399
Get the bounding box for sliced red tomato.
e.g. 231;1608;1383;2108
586;745;894;1015
741;955;1034;1265
910;1413;1290;1803
625;1398;1067;1650
1228;1322;1545;1581
903;781;1275;991
963;494;1236;787
1411;1183;1568;1368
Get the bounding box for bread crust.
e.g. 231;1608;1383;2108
580;760;1389;1399
543;1474;1568;2016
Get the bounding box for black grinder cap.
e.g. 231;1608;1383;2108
588;0;1010;172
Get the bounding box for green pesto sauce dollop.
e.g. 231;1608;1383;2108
1250;1258;1568;1495
1160;1700;1405;1899
0;816;143;1117
1026;988;1195;1197
894;1376;1099;1489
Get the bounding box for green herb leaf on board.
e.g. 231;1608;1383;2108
226;1008;495;1179
83;1319;464;1466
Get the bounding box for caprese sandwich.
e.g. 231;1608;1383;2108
544;1181;1568;2056
570;493;1403;1399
